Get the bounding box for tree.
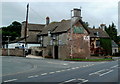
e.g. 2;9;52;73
2;21;22;42
105;22;118;43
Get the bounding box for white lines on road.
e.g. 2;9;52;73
61;70;65;72
89;69;106;76
75;67;79;69
28;75;39;78
60;78;88;84
78;78;88;83
56;71;61;73
89;68;114;77
63;63;68;66
64;79;76;83
4;79;18;82
71;68;76;70
49;72;55;74
110;65;118;68
99;70;113;76
41;73;47;76
67;69;71;71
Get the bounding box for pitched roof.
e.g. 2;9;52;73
38;18;90;36
28;23;45;31
88;28;110;38
40;22;60;35
52;20;70;34
20;22;45;43
112;40;118;47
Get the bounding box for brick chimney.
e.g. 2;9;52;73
100;24;106;31
46;16;50;25
73;8;82;19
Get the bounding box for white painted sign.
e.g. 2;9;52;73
83;36;90;40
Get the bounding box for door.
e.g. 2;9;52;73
54;45;58;59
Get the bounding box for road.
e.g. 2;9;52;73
1;56;120;84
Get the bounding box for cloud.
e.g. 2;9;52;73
1;1;119;35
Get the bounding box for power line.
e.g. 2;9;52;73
29;6;45;21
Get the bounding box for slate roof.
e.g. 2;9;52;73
38;18;90;36
20;22;45;43
27;23;45;31
112;40;118;47
88;28;110;38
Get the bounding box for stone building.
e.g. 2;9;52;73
88;24;111;55
37;8;90;59
21;22;45;43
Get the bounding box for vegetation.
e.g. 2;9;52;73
65;58;113;61
105;22;120;47
2;21;22;42
100;38;112;55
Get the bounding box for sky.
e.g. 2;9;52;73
1;0;120;35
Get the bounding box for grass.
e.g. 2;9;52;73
65;58;114;61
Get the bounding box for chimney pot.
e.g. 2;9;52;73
46;16;50;25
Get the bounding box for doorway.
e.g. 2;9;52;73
54;45;58;59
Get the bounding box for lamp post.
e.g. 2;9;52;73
6;36;11;56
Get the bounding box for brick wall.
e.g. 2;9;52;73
2;48;25;57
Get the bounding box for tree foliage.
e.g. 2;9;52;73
100;38;112;55
105;22;118;43
2;21;22;42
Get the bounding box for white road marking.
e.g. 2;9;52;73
28;75;39;78
78;78;88;83
67;69;71;71
82;66;86;67
49;72;55;74
83;80;88;83
4;79;18;82
89;69;106;75
110;65;118;68
75;67;79;69
41;73;47;75
61;70;65;72
99;70;113;76
64;79;76;82
56;71;61;73
72;68;76;69
63;63;68;65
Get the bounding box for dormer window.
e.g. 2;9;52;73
48;31;51;36
94;32;99;36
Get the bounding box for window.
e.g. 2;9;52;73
96;40;100;47
94;32;99;36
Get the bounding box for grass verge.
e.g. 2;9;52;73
65;58;114;61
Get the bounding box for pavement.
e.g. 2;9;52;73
26;54;44;59
1;56;120;84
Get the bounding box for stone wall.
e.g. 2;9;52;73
2;48;25;57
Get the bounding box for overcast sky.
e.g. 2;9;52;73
1;0;120;35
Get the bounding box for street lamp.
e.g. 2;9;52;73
6;36;11;56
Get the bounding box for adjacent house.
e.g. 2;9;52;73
88;24;111;56
112;40;119;55
37;8;90;59
21;21;45;43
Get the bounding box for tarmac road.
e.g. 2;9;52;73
1;56;120;84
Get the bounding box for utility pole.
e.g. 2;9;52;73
24;3;29;56
70;10;73;58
